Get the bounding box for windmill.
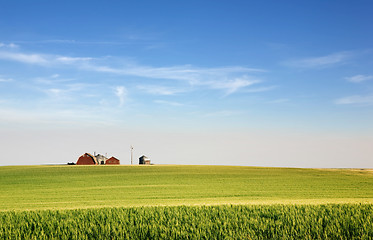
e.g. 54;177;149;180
130;145;134;165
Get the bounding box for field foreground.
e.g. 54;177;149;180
0;165;372;211
1;204;372;239
1;165;373;239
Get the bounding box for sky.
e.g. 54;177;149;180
0;0;372;167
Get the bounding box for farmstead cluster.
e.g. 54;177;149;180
76;153;120;165
75;153;151;165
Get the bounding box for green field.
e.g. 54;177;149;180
1;165;373;239
0;165;372;211
1;204;372;239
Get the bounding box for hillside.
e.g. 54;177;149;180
0;165;372;211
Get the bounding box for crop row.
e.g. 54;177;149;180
0;204;372;239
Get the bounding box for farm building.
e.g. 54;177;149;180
139;155;151;165
105;156;120;165
76;153;120;165
95;154;108;165
76;153;98;165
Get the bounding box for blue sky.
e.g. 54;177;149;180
0;1;372;167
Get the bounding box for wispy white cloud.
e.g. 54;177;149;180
115;86;127;106
244;86;277;93
0;50;93;66
102;66;264;95
335;94;373;105
0;51;49;65
137;85;185;95
89;64;264;83
56;56;94;64
0;48;268;95
40;83;95;100
34;75;75;85
14;39;150;45
154;100;184;106
0;42;18;48
284;51;352;68
43;39;77;44
45;88;64;97
345;74;373;83
206;76;260;95
12;39;77;44
0;77;13;82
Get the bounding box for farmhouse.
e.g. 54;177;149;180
139;155;151;165
95;154;108;165
106;156;120;165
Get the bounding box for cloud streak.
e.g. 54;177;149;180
0;48;268;95
335;94;373;105
284;51;352;68
0;42;18;48
345;74;373;83
154;100;184;106
207;76;260;95
89;64;263;82
244;86;277;93
39;83;94;100
0;50;93;66
137;85;185;95
0;51;49;65
90;65;266;95
0;77;13;82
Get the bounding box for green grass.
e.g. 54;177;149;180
1;204;372;239
0;165;372;211
1;165;372;239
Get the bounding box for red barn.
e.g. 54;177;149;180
105;156;120;165
76;153;98;165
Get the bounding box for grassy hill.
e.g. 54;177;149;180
1;165;372;211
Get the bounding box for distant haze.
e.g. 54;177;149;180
1;126;372;168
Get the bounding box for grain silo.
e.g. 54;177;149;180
139;155;151;165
